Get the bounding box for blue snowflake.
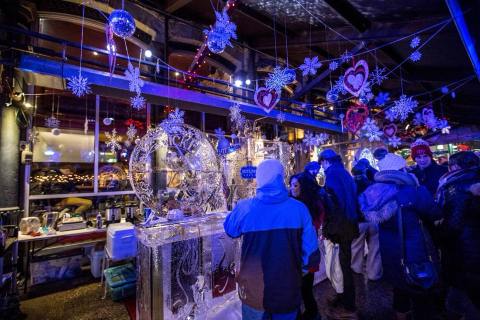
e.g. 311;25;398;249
388;136;402;148
67;74;91;97
329;60;339;71
333;76;347;95
266;67;291;92
124;62;144;95
370;67;388;86
299;56;322;76
340;50;353;63
160;108;185;134
361;118;383;142
204;8;237;54
410;51;422;62
410;36;421;49
376;92;390;106
130;94;146;110
391;94;418;122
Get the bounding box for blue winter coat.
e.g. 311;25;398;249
359;170;441;290
224;174;320;313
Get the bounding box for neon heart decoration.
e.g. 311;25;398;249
383;123;397;138
345;103;369;135
254;87;280;113
343;60;369;97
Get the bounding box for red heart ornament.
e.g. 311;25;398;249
345;104;369;135
254;87;280;113
383;123;397;138
343;60;369;97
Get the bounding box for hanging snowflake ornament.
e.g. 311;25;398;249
410;51;422;62
204;8;237;54
316;133;329;145
130;94;146;111
437;119;451;134
303;132;318;148
410;36;421;49
229;103;245;130
384;109;397;122
45;116;60;128
413;112;424;126
299;56;322;76
125;62;144;95
388;136;402;148
329;60;339;71
266;66;293;92
340;50;353;63
361;117;383;142
126;124;137;141
391;94;418;122
67;74;91;97
276;112;286;124
333;76;348;95
160;108;185;134
370;67;388;86
376;92;390;106
105;128;122;153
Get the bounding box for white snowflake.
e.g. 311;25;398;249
340;50;353;63
126;124;137;141
130;94;146;110
229;103;245;130
299;56;322;76
385;109;397;122
67;74;91;97
370;67;388;86
316;133;329;145
266;66;292;92
125;62;144;95
276;112;286;124
388;136;402;148
391;94;418;122
410;51;422;62
410;36;421;49
105;128;122;153
45;116;60;128
376;92;390;106
160;108;185;134
361;118;383;142
437;119;451;134
303;132;318;148
329;60;339;71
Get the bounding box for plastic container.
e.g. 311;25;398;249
104;263;136;289
89;250;105;278
109;281;136;301
106;223;137;260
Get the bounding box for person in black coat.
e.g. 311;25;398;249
436;151;480;319
319;149;359;317
359;153;441;320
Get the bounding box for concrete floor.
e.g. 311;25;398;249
17;273;396;320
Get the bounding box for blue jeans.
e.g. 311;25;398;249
242;304;298;320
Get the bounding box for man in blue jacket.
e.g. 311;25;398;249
224;159;320;320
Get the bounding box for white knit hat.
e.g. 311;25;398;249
256;159;284;188
377;153;407;171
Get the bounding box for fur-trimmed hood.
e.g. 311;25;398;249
359;170;418;224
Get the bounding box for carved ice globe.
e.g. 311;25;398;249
129;118;223;218
109;9;136;38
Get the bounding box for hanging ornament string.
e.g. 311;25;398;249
284;17;289;67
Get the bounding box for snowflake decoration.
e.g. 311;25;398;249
130;94;146;110
266;67;292;92
214;128;225;137
376;92;390;106
229;103;245;130
410;51;422;62
361;118;383;142
388;136;402;148
410;36;421;49
125;62;144;95
333;76;347;95
370;67;388;86
391;94;418;122
340;50;353;63
359;81;372;98
203;8;237;53
366;92;375;101
126;124;137;141
437;119;451;134
105;128;122;153
276;112;286;124
316;133;329;145
303;132;318;148
413;113;424;126
45;116;60;128
160;108;185;134
385;109;397;122
299;56;322;76
329;60;339;71
67;74;91;97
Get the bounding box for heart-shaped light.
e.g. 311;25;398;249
383;123;397;138
345;103;369;135
254;87;280;113
343;60;369;97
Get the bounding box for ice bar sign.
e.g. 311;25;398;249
240;166;256;179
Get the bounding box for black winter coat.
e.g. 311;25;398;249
436;167;480;287
409;161;448;196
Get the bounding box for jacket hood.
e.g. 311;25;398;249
256;174;289;204
360;170;418;224
438;166;480;190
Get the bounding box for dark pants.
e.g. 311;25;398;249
393;287;433;319
301;272;319;319
339;240;356;310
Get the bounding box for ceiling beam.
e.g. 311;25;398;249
165;0;192;13
323;0;371;32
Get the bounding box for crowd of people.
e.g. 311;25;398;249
224;139;480;320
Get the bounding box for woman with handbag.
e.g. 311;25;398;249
290;173;325;320
358;153;442;320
